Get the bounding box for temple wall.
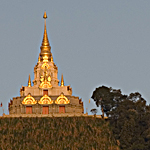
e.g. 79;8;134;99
23;86;72;97
9;95;83;115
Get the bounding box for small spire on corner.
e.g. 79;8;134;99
61;74;64;87
28;74;31;87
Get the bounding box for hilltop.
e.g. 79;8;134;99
0;117;118;150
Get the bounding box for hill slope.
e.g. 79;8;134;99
0;117;118;150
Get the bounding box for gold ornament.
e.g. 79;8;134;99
55;93;70;104
38;95;53;104
22;94;37;105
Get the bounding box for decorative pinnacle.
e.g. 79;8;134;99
61;74;64;87
40;11;51;60
28;74;31;87
42;11;49;47
43;11;47;19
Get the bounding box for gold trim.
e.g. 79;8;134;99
55;93;70;104
38;95;53;104
41;62;50;69
22;94;37;105
51;55;53;62
43;55;48;63
39;65;52;88
39;81;52;88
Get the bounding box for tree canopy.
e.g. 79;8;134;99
91;85;150;150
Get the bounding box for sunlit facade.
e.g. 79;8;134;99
8;12;83;115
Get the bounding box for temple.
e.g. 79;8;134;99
8;12;83;116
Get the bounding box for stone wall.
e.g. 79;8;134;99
9;95;83;114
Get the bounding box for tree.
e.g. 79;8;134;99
91;86;123;117
90;109;97;117
91;85;150;149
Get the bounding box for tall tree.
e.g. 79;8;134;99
91;86;123;117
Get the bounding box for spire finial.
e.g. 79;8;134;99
43;11;47;19
28;74;31;87
61;74;64;87
40;11;51;60
42;11;49;47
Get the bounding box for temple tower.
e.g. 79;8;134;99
8;12;83;116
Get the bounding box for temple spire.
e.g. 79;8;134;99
61;74;64;87
28;74;31;87
42;11;49;47
43;11;47;19
40;11;51;60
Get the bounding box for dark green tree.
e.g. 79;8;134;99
91;86;124;117
91;85;150;150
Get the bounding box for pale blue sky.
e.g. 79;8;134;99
0;1;150;115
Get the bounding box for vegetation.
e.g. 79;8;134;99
90;109;98;117
0;117;118;150
2;85;149;150
92;86;150;150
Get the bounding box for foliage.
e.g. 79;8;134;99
91;86;124;117
92;85;150;150
0;117;118;150
90;109;98;116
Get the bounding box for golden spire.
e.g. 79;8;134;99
43;11;47;19
28;74;31;87
40;11;51;60
61;74;64;87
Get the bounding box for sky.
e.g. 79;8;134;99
0;1;150;115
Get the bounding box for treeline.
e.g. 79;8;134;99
92;86;150;150
0;117;118;150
